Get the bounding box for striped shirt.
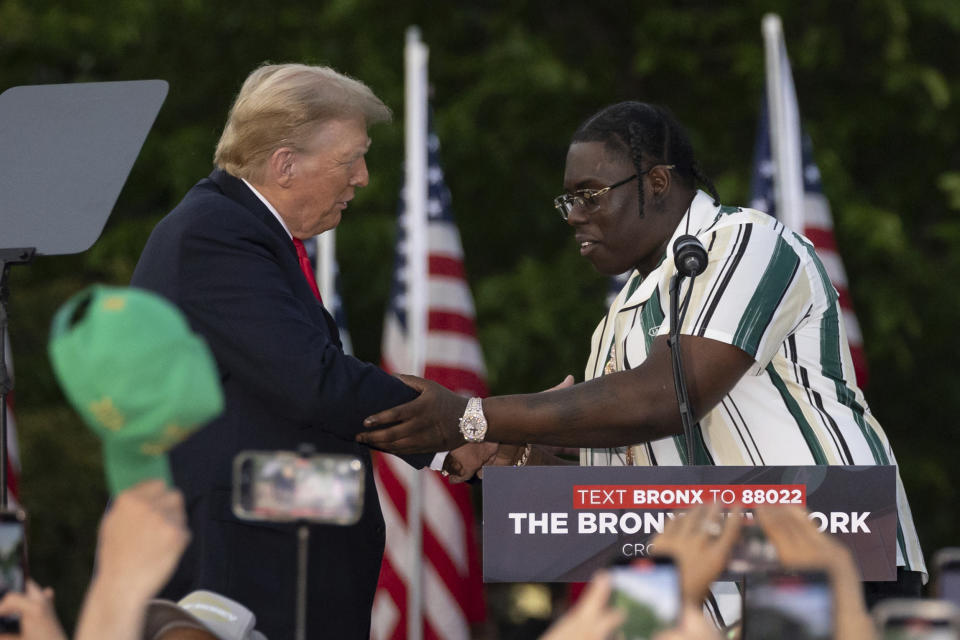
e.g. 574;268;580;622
581;190;925;576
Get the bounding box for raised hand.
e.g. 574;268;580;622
74;479;191;640
93;479;191;600
753;504;876;640
0;581;68;640
650;503;743;606
539;572;625;640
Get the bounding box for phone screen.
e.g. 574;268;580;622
232;451;365;524
0;514;26;596
744;571;832;640
882;618;958;640
0;511;26;634
727;522;778;575
609;557;680;640
874;599;960;640
935;561;960;608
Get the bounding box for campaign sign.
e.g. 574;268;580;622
483;465;897;582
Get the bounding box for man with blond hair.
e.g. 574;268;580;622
132;63;437;639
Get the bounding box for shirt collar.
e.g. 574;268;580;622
241;178;293;240
618;190;721;300
665;189;721;259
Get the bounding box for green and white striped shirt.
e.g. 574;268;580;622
581;190;925;576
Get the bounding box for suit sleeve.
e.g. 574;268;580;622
134;199;432;467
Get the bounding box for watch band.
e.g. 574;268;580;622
458;397;488;442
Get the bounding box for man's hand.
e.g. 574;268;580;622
650;503;743;606
0;581;68;640
473;444;531;479
442;442;498;483
474;376;574;476
359;375;468;454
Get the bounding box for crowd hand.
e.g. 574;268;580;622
753;504;876;640
0;580;67;640
752;503;850;571
360;375;468;454
92;479;191;601
652;605;724;640
442;442;498;483
651;502;743;607
540;571;625;640
75;480;191;640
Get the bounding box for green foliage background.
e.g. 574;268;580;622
2;0;959;628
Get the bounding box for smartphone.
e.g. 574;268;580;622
232;451;364;525
609;557;681;640
0;510;27;634
933;548;960;608
743;570;832;640
727;521;779;575
874;599;960;640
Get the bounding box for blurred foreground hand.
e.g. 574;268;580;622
540;572;625;640
75;479;191;640
0;580;67;640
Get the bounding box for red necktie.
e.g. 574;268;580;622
292;237;323;304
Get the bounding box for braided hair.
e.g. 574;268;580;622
571;102;720;216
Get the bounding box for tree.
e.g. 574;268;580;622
2;0;958;626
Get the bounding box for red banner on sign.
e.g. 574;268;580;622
572;485;807;509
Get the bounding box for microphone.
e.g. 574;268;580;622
668;232;707;465
673;235;707;277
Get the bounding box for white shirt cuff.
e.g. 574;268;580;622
430;451;449;471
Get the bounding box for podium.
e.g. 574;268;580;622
482;465;899;582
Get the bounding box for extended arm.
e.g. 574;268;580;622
359;334;754;454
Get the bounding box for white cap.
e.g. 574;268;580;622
143;590;268;640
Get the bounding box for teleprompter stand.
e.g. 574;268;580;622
1;248;34;510
0;80;168;508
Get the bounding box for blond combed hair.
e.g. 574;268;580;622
214;63;391;182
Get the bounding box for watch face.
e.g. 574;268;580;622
459;399;487;442
461;416;486;441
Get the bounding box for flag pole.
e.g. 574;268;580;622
403;24;428;640
762;13;805;234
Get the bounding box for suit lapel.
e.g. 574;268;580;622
206;169;344;349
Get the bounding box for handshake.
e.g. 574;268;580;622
440;442;547;482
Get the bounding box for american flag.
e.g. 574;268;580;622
2;328;21;503
749;94;870;387
370;119;486;639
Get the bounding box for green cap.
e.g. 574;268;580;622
48;285;224;495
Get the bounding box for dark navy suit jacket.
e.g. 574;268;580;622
131;169;431;639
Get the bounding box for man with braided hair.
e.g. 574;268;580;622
359;102;925;618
